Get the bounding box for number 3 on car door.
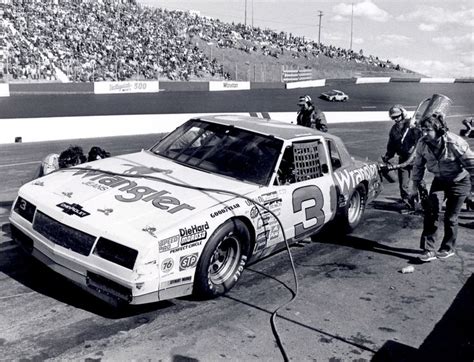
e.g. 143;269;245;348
292;185;325;237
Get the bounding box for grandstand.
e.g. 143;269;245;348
0;0;415;83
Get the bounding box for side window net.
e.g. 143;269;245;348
293;141;323;182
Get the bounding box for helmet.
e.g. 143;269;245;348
298;95;312;106
389;105;408;120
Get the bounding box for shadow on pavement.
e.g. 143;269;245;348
314;232;424;264
372;273;474;361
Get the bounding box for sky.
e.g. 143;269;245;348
138;0;473;78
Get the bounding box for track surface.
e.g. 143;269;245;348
0;84;473;361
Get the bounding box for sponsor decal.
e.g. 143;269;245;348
33;181;44;186
334;164;378;195
160;275;192;289
270;225;280;239
249;206;259;218
161;258;174;273
210;203;240;218
72;167;194;214
179;253;198;271
170;240;203;254
62;192;73;198
255;231;269;252
159;235;180;252
257;214;271;228
179;222;209;245
142;226;157;238
57;202;90;217
122;164;172;175
258;191;279;204
97;208;113;216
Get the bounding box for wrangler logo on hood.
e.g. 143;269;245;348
72;167;195;214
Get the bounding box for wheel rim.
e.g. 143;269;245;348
209;235;241;285
347;190;362;224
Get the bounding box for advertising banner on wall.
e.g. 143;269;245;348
0;83;9;97
209;81;251;91
94;81;159;94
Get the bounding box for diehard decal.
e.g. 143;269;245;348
56;202;90;217
179;222;209;245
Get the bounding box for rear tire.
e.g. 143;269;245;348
194;219;250;299
335;185;367;234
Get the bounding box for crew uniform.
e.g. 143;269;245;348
382;105;422;204
411;113;474;261
296;95;328;132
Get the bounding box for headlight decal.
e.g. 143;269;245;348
13;197;36;223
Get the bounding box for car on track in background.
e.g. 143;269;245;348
10;115;382;306
320;89;349;102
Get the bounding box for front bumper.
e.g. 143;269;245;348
9;213;160;306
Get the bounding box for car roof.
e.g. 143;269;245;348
192;114;341;142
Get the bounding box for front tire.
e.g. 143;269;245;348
194;219;250;299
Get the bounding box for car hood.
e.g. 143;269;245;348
19;151;259;248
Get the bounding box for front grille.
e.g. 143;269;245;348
33;211;96;256
93;238;138;270
86;271;132;302
13;197;36;223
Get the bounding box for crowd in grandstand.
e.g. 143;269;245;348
0;0;405;82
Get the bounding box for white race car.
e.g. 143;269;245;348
10;115;382;305
320;89;349;102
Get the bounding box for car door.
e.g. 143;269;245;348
273;139;337;242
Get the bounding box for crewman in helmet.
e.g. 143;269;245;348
296;95;328;132
382;104;422;207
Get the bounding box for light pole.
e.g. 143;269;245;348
245;0;247;26
317;10;323;44
350;2;354;51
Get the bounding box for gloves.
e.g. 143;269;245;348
381;155;390;163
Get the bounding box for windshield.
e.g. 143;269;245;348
151;119;284;185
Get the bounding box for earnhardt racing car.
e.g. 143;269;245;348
10;115;383;305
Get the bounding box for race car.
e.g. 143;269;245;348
10;115;382;306
320;89;349;102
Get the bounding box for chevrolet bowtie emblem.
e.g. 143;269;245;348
142;226;157;238
57;202;90;217
97;208;113;216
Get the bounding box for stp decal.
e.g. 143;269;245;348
179;253;198;271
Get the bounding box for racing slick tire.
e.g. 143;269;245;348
194;219;251;299
336;185;367;234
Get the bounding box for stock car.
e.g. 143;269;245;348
320;89;349;102
10;115;383;306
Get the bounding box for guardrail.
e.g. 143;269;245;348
0;77;473;97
